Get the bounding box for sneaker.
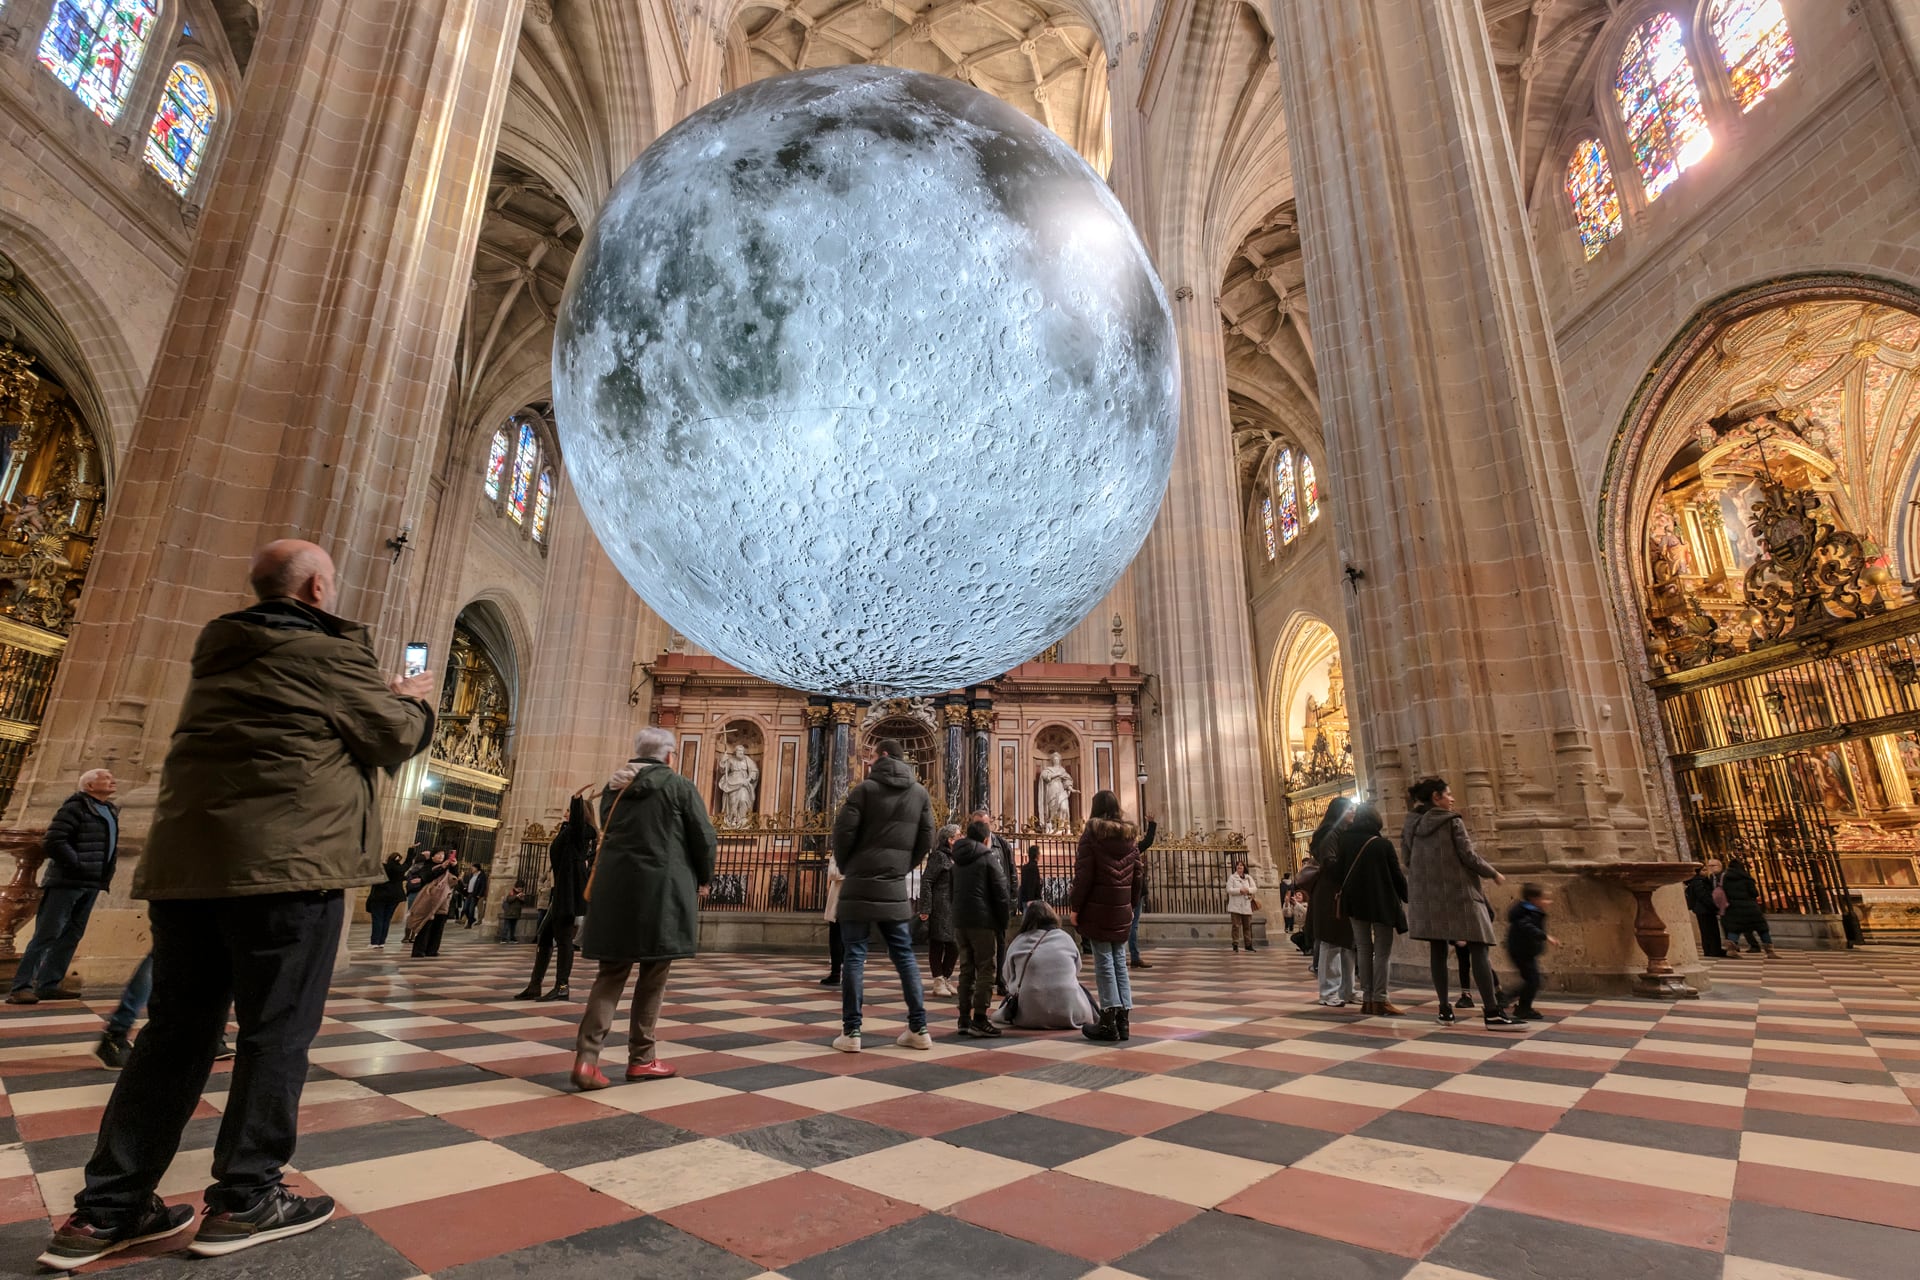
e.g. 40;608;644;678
895;1028;933;1050
1482;1012;1528;1031
94;1032;130;1071
6;990;36;1005
190;1187;334;1257
38;986;85;1001
968;1019;1001;1039
1454;993;1473;1010
817;973;841;987
39;1197;195;1271
1436;1007;1457;1025
215;1039;236;1061
625;1060;676;1081
832;1033;862;1053
1512;1007;1544;1022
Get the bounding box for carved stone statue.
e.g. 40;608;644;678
717;744;760;826
1037;750;1075;831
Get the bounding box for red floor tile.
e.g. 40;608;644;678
1735;1161;1920;1231
298;1095;421;1135
0;1175;46;1226
658;1171;922;1269
1030;1091;1201;1135
451;1092;622;1139
841;1094;1010;1136
648;1092;819;1136
16;1107;108;1142
1744;1089;1918;1125
949;1171;1199;1262
1402;1089;1566;1132
357;1172;639;1272
1220;1168;1468;1257
1484;1165;1729;1250
1574;1089;1745;1130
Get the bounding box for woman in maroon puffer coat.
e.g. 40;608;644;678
1070;790;1145;1043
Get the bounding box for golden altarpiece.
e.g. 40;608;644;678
416;615;513;867
0;343;106;814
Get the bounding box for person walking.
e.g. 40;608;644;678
829;738;935;1053
1504;884;1554;1021
1719;858;1780;957
10;770;122;1005
570;727;717;1091
1403;776;1525;1030
518;793;595;1000
461;865;488;929
994;902;1097;1030
1296;796;1356;1006
820;857;845;987
1129;815;1158;970
405;852;453;958
38;540;434;1270
1071;790;1144;1043
1685;859;1729;958
950;818;1010;1037
365;854;406;950
1335;803;1408;1016
1225;858;1258;952
920;825;958;998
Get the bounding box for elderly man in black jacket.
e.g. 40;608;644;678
830;738;935;1054
10;770;120;1005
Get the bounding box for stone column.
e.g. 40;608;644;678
941;700;967;819
828;701;859;812
5;0;525;975
1268;0;1682;989
968;705;993;816
803;702;830;817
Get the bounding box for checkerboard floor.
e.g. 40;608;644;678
1;931;1918;1279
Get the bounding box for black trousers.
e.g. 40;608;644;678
1692;908;1726;957
527;910;576;989
1430;939;1499;1010
1509;949;1542;1012
77;891;343;1225
411;914;448;958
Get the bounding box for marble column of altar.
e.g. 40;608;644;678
804;702;830;817
829;702;859;813
969;706;993;816
942;701;967;819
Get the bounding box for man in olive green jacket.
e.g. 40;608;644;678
43;541;434;1272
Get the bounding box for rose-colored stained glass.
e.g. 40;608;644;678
1565;138;1623;260
36;0;155;123
1711;0;1793;113
1615;13;1713;201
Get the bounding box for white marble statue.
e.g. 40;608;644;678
717;744;760;826
1037;751;1075;831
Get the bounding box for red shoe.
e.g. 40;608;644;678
570;1057;611;1091
625;1060;677;1081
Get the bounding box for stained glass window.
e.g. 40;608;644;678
1711;0;1793;113
508;420;536;524
483;428;508;500
1565;139;1623;260
1614;13;1713;201
37;0;157;123
1301;455;1320;524
1276;449;1300;546
532;471;553;544
145;62;215;195
1260;496;1275;561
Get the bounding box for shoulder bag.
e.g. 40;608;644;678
998;928;1051;1024
1333;838;1379;921
582;767;642;904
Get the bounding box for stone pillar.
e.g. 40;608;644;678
968;705;993;816
4;0;524;978
828;701;859;812
941;700;967;819
1268;0;1682;989
803;702;830;817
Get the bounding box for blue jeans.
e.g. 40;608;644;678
13;886;99;994
107;954;154;1037
368;901;398;946
1128;906;1143;964
1091;939;1132;1009
840;919;926;1036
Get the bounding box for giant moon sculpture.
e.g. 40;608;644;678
553;65;1179;697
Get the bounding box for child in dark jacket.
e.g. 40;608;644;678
1504;885;1555;1021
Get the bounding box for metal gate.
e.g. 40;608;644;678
1674;752;1854;916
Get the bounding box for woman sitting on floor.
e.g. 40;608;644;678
995;902;1097;1031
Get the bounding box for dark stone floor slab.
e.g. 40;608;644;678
721;1113;914;1167
1428;1206;1722;1280
497;1112;701;1169
438;1216;761;1280
784;1214;1086;1280
1117;1211;1411;1280
939;1112;1128;1166
1726;1201;1920;1280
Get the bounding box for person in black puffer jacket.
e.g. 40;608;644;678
10;770;121;1004
830;739;936;1052
949;820;1010;1039
516;792;598;1000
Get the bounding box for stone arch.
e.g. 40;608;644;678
862;714;942;799
452;594;532;733
1599;270;1920;844
1266;613;1343;773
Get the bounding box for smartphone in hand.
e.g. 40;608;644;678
404;642;429;679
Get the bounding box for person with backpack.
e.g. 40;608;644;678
950;818;1010;1037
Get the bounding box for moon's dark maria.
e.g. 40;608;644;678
552;65;1179;698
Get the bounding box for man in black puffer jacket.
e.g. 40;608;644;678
950;820;1010;1039
829;739;934;1053
10;770;120;1004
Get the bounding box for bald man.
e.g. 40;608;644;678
41;541;436;1270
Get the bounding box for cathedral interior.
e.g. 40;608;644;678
2;1;1920;1277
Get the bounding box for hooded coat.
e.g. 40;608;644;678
1335;824;1408;933
1070;817;1144;943
136;599;435;900
920;839;956;944
579;757;719;964
1718;864;1767;933
831;754;935;924
1403;808;1501;944
547;795;597;920
950;837;1010;931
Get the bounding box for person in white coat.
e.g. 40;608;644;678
820;859;846;987
1226;859;1258;952
994;903;1097;1030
